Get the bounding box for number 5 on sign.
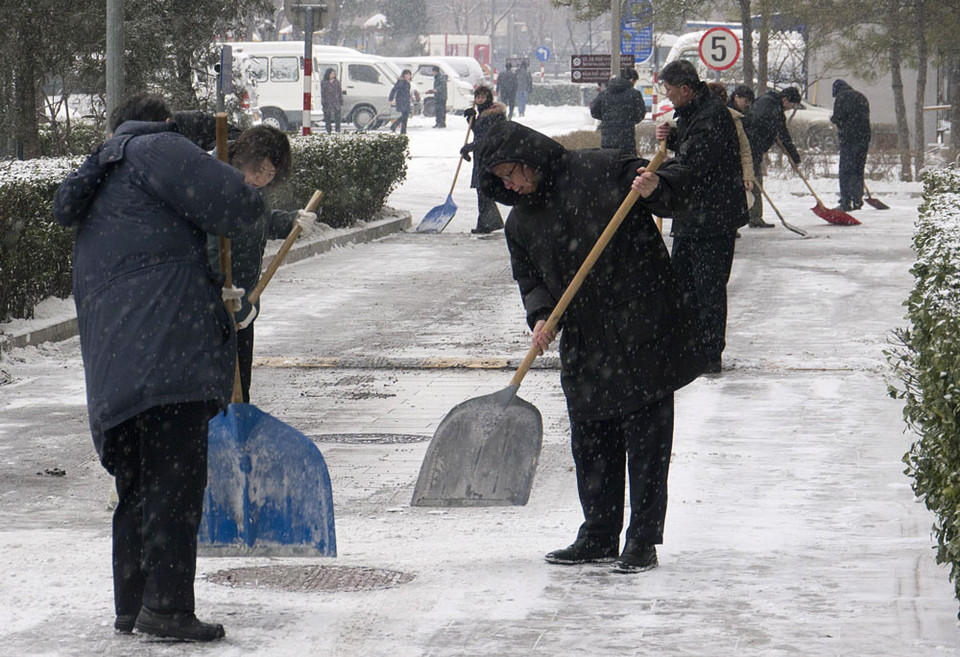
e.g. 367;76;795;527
698;26;740;71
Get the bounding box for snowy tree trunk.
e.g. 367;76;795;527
739;0;755;88
913;0;928;176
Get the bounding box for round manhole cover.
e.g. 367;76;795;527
207;565;414;592
312;433;430;444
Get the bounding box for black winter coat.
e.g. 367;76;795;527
497;69;518;101
52;120;265;457
831;80;871;147
589;77;647;153
744;90;801;164
663;84;750;237
321;73;343;113
461;101;507;187
389;78;412;113
476;122;705;421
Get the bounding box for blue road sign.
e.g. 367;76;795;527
535;46;551;63
621;0;653;62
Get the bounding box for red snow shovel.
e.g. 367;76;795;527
863;181;890;210
199;117;334;556
777;140;860;226
415;112;475;233
411;142;669;507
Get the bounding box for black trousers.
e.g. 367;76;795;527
670;233;737;364
475;190;503;233
237;322;254;404
570;394;674;545
838;140;869;210
434;97;447;126
324;109;341;133
106;400;219;616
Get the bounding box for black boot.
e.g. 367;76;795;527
544;537;618;564
134;607;225;642
612;540;658;573
114;614;137;634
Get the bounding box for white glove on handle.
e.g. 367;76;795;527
221;285;244;313
236;304;258;330
296;209;319;237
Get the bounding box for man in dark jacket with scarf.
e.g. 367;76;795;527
53;92;264;641
653;60;750;374
476;121;705;573
590;68;647;155
742;86;802;227
831;79;871;211
460;84;507;233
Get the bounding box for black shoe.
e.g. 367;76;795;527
703;359;722;374
832;204;853;212
544;537;618;564
114;614;137;634
748;220;774;228
134;608;225;642
612;540;658;573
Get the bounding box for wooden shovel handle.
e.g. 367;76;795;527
447;109;475;197
777;139;824;206
509;140;669;387
247;190;324;305
215;113;234;290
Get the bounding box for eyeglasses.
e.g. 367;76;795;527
498;163;519;183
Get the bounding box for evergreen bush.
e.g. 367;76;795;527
888;164;960;616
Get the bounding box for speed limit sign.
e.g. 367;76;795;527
698;27;740;71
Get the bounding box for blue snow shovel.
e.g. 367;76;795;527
415;113;475;233
198;117;334;555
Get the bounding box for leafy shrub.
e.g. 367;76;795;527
887;164;960;616
0;158;81;321
269;132;409;227
529;83;589;107
0;134;408;321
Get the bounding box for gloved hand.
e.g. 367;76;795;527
463;107;477;121
221;285;244;313
296;209;319;237
236;304;258;330
459;145;472;162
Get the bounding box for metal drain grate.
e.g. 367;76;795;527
207;565;415;592
312;433;431;444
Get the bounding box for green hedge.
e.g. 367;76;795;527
529;83;586;107
887;164;960;616
270;132;408;227
0;134;408;323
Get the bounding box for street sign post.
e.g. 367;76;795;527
698;26;740;72
570;54;635;84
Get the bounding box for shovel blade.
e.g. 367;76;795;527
812;203;861;226
411;385;543;507
865;197;890;210
199;403;336;557
416;194;457;233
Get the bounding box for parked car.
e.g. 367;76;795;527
230;41;400;131
388;57;477;117
431;56;490;89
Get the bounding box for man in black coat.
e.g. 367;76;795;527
496;62;518;120
590;68;647;155
831;79;871;211
431;66;448;128
653;60;750;374
742;86;802;227
476;121;705;573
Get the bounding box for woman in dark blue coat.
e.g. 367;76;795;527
53;93;264;641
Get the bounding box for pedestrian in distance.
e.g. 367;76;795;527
389;69;413;135
52;92;267;642
496;61;518;120
205;125;319;404
708;82;757;219
476;120;706;573
430;66;448;128
320;67;343;134
516;60;534;117
830;79;871;212
589;67;647;155
459;84;507;234
650;60;750;375
742;86;802;228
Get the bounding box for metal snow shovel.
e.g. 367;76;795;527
415;112;475;233
411;142;669;507
863;181;890;210
756;182;807;237
199;123;335;555
776;140;861;226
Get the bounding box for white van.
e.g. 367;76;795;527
431;56;490;89
228;41;400;130
388;57;476;117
